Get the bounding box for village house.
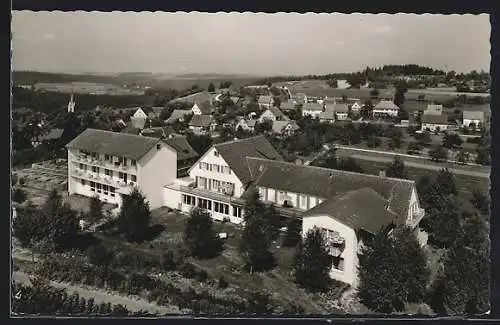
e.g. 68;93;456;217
165;109;192;124
192;101;215;116
189;114;217;135
230;96;241;106
373;100;400;117
350;101;362;112
318;110;335;124
66;128;177;209
271;120;300;136
423;104;443;116
279;100;296;112
257;95;274;109
258;107;290;123
302;102;324;118
235;118;256;133
420;114;451;133
132;107;148;119
462;110;485;128
292;93;307;105
334;103;349;120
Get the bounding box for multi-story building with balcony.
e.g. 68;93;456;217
163;136;425;287
163;136;282;224
66;128;177;209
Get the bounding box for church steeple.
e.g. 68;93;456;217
67;93;75;113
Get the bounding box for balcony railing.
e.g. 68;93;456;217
72;168;136;190
73;154;137;173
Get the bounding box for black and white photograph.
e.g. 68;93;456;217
11;12;491;317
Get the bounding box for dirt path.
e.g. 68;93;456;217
12;271;180;315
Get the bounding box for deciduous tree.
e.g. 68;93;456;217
292;227;331;292
184;207;223;259
386;156;407;179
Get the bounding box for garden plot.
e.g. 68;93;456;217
17;168;67;192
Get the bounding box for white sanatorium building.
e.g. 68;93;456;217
67;129;425;287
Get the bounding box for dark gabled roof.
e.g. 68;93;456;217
245;157;414;221
303;102;324;111
213;136;283;185
194;101;214;115
334;103;349;113
66;128;161;160
163;136;199;161
421;114;449;124
303;188;399;234
121;126;142;135
189;114;214;127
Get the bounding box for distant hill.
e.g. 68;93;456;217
13;71;122;86
12;71;265;91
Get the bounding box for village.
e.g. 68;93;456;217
11;11;490;318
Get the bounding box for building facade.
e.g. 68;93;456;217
66;128;177;210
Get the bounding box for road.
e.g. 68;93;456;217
345;153;489;179
12;271;179;315
335;147;490;179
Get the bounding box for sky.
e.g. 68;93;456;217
11;12;491;76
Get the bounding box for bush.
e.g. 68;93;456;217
161;250;177;271
195;269;209;282
19;177;26;186
218;276;229;289
13;188;27;203
179;262;197;278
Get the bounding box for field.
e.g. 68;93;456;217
276;79;490;112
13;71;263;92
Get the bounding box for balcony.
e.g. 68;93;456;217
72;168;136;190
72;155;137;173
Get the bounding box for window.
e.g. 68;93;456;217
131;160;136;166
97;183;102;193
105;169;112;176
103;185;108;195
157;143;161;150
214;150;219;157
131;175;137;182
81;179;86;186
224;204;229;214
214;202;220;213
122;159;127;167
105;154;110;161
233;206;242;218
92;166;97;173
119;172;124;179
110;187;115;197
332;257;345;272
79;163;84;170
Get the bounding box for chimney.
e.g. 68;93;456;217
379;170;386;178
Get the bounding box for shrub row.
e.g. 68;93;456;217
34;255;297;315
12;281;155;316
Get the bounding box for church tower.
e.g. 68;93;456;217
67;93;75;113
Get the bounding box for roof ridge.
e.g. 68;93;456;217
245;156;416;185
214;135;266;147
